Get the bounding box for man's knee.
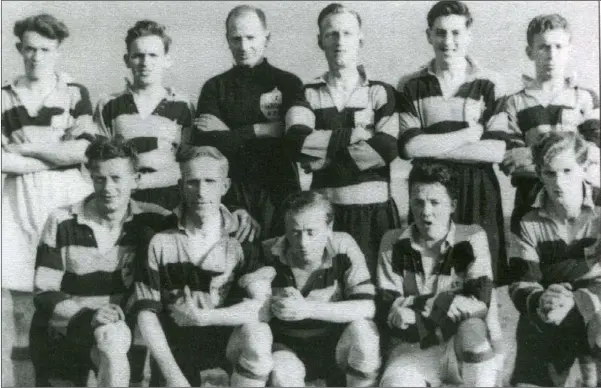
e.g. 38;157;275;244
271;350;305;386
339;319;381;377
231;323;273;380
455;318;494;363
94;320;131;355
380;368;426;387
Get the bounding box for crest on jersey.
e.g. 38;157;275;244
260;87;282;121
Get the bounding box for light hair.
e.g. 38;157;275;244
532;131;589;170
527;14;571;46
226;5;267;33
283;191;334;226
177;145;229;177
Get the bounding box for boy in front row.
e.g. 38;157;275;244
131;146;275;387
377;163;503;387
263;191;381;387
509;132;601;387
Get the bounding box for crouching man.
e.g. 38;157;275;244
377;163;503;387
131;146;275;387
509;132;601;387
30;137;175;386
263;191;381;387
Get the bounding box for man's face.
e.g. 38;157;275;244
527;29;571;81
180;157;230;218
319;12;362;70
18;31;60;80
285;205;332;265
427;15;471;63
125;35;170;87
227;12;269;68
410;182;456;241
89;158;138;214
539;149;586;208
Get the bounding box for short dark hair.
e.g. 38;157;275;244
526;14;571;46
125;20;172;53
408;162;458;200
427;1;473;29
283;191;334;225
317;3;362;31
84;136;138;171
14;14;69;43
225;5;267;33
532;131;589;170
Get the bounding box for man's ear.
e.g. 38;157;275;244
16;42;22;52
526;45;534;61
123;53;130;68
359;31;365;48
317;33;323;50
451;198;457;214
221;177;231;196
426;28;433;45
164;53;173;69
265;30;271;45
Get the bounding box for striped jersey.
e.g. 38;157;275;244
284;65;399;190
397;57;506;159
131;205;275;324
487;75;600;151
94;86;193;172
2;73;96;149
33;195;174;338
508;184;601;321
263;231;375;338
377;222;500;347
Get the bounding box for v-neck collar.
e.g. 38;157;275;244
124;81;176;119
9;72;72;117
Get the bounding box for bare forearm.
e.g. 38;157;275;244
404;126;479;158
2;151;54;174
204;299;264;326
309;300;375;323
20;140;88;166
138;165;181;190
441;140;506;163
138;312;185;380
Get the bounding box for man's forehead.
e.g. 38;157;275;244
21;31;59;47
410;182;451;198
431;14;470;30
227;11;265;33
89;158;135;174
181;157;227;177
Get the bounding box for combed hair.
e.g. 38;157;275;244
84;136;138;170
226;5;267;32
427;1;473;28
14;14;69;43
526;14;571;46
283;191;335;225
317;3;362;30
408;162;458;201
532;131;589;170
125;20;172;53
177;145;229;176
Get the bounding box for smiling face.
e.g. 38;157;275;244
527;29;571;81
89;157;138;214
318;12;362;70
18;31;60;80
227;11;269;68
410;182;456;242
427;14;471;64
124;35;170;88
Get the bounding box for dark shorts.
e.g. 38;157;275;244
333;198;401;279
273;327;346;385
132;185;181;210
150;323;233;386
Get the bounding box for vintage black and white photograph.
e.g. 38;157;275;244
1;1;600;386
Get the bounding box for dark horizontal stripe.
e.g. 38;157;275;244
101;93;137;130
481;130;524;148
578;119;600;145
35;243;63;271
425;120;469;134
398;128;423;159
284;124;313;156
56;218;97;249
367;133;398;163
311;166;388;189
327;126;353;159
313;106;362;132
369;81;396;123
462;348;496;363
129;137;159;153
347;293;375;300
66;83;93;118
463;276;493;306
2;105;65;136
129;299;162;316
34;291;70;314
442;241;476;275
74;132;96;143
403;74;495;102
509;256;542;282
391;238;424;275
159;262;224;293
155;100;193;126
516;105;569;133
61;270;127;296
538;237;597;266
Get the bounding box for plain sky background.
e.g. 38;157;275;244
2;1;599;106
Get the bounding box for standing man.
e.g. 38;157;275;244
396;1;509;285
187;5;306;238
284;3;401;278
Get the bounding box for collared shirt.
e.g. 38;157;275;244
2;73;96;147
508;183;601;318
131;205;273;323
94;85;193;171
263;231;375;338
396;57;506;159
33;195;174;334
285;65;399;191
377;221;497;345
487;75;600;151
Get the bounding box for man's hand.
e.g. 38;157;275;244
447;295;487;322
254;122;284;138
538;283;575;325
299;155;330;173
350;126;373;144
169;286;209;327
271;289;312;321
232;209;261;242
387;306;416;330
501;147;533;176
91;304;125;328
